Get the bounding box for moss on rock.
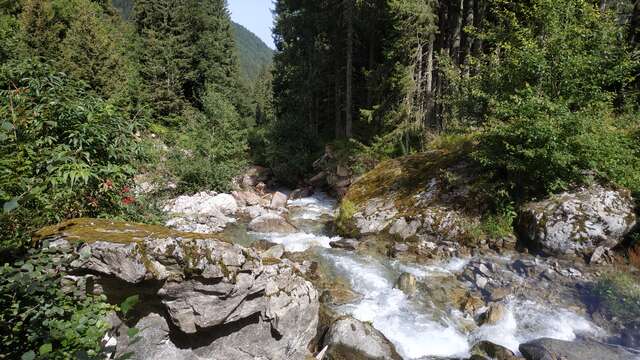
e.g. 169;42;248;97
33;218;229;245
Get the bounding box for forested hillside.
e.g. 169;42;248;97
232;22;273;82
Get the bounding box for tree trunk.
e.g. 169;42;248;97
599;0;607;12
472;0;485;57
448;0;463;64
630;0;640;46
425;37;435;129
344;0;354;138
335;71;342;139
461;0;474;71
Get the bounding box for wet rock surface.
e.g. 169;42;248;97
38;219;319;360
519;338;640;360
321;317;402;360
248;213;298;233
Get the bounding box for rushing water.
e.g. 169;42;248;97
240;193;603;359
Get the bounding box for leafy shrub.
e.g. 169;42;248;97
592;272;640;324
473;95;640;201
0;247;114;359
0;60;142;254
167;88;248;193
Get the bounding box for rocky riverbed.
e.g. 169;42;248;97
34;165;640;360
156;180;638;359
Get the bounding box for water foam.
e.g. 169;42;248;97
256;232;339;252
325;252;471;359
471;299;602;354
287;193;337;220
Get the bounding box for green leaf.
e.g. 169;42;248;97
21;351;36;360
21;263;34;272
39;343;53;355
120;295;139;316
1;121;13;131
127;327;140;338
3;198;19;213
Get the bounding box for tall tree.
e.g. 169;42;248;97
344;0;354;138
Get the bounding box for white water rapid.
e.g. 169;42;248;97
244;193;603;359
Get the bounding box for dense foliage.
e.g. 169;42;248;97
0;246;114;360
168;87;248;192
0;60;142;252
1;0;251;357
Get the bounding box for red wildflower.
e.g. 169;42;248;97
122;196;135;205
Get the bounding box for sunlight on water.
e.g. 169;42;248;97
253;194;604;359
255;231;338;252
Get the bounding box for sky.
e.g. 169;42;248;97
228;0;276;49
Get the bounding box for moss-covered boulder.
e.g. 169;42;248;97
337;149;492;254
37;218;319;360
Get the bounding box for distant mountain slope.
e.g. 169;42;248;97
232;22;273;83
109;2;272;83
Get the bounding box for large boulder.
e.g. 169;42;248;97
163;191;237;233
321;317;401;360
470;341;519;360
270;191;289;209
36;218;319;360
249;213;298;233
519;338;640;360
519;185;636;257
338;150;489;254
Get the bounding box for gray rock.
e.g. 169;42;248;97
519;185;637;257
322;317;402;360
519;338;640;360
248;213;298;233
45;220;319;360
72;242;147;283
263;244;285;259
394;273;418;295
270;191;288;209
119;313;199;360
471;340;519;360
389;217;421;240
478;303;507;326
329;238;359;251
475;274;488;289
232;190;263;207
353;198;399;235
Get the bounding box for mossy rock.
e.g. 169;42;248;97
33;218;229;245
339;148;500;245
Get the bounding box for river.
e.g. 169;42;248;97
226;192;604;359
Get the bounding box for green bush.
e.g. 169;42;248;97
473;95;640;201
0;60;142;254
167;88;248;193
0;247;114;359
592;272;640;324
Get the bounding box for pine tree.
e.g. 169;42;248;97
134;0;197;123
